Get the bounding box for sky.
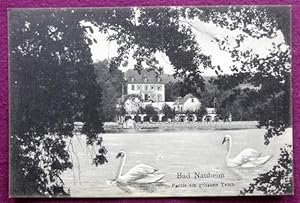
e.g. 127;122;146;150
87;16;286;76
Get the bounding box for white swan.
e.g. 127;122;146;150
222;135;272;168
115;151;165;184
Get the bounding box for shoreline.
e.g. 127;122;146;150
103;121;259;131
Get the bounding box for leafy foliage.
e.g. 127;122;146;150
201;6;291;144
191;6;290;44
202;7;292;195
115;105;127;117
195;105;207;120
144;104;158;120
92;138;108;166
213;45;291;144
240;145;293;195
217;88;258;121
165;81;183;101
162;104;176;119
9;9;107;197
94;60;125;121
89;7;217;94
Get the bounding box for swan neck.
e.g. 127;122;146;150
226;138;232;162
116;153;126;179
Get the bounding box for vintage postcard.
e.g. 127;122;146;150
9;6;293;197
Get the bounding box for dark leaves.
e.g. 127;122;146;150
9;9;107;197
92;154;108;166
240;145;293;195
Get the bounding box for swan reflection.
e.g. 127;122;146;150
109;181;168;193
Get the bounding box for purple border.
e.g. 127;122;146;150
0;0;299;202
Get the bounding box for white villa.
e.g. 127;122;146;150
117;69;214;123
173;93;201;113
126;70;165;102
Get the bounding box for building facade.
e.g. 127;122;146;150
126;69;165;102
173;94;201;113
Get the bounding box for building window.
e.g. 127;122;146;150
131;84;135;91
131;77;134;82
157;94;162;102
150;85;154;90
143;77;148;82
137;85;141;90
144;94;149;101
145;85;148;90
150;94;156;101
191;98;194;103
157;85;161;90
157;77;161;82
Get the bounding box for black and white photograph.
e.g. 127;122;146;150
9;6;293;197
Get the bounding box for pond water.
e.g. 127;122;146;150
61;128;292;197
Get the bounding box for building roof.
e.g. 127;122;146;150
124;69;179;84
173;93;198;105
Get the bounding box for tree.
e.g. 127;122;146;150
9;9;107;197
9;7;291;196
198;7;291;194
212;46;290;142
88;7;215;95
123;95;143;113
195;105;207;121
199;79;220;108
216;88;258;121
162;104;175;120
94;60;125;121
144;105;158;121
195;7;291;142
165;81;183;101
